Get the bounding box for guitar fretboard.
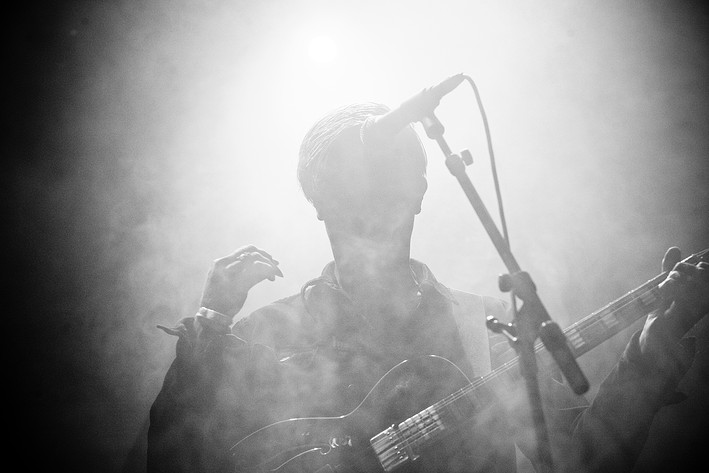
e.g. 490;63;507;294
394;248;708;456
553;275;664;358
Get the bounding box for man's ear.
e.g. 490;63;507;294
313;198;328;221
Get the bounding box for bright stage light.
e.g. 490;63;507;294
308;35;338;63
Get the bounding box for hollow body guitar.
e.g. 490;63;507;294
230;249;708;473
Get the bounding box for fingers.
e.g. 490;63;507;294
658;256;706;302
226;251;283;280
217;245;278;267
200;246;283;316
214;245;278;268
669;261;709;284
659;259;709;321
662;246;682;273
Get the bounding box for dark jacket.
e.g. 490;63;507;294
147;260;693;473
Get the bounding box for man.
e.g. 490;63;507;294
147;103;708;473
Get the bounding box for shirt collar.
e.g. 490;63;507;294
316;259;456;304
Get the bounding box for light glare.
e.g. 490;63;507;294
308;35;338;63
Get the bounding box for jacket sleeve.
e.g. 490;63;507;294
485;298;696;473
506;328;695;473
146;316;278;473
557;329;695;473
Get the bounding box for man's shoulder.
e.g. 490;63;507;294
444;287;511;371
446;287;507;318
411;259;506;317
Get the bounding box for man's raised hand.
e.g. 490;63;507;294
199;245;283;318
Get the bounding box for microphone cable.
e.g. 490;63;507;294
462;74;510;252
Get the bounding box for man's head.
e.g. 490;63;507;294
298;103;428;237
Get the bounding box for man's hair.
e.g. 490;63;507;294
297;102;427;206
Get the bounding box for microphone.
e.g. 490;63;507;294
360;73;466;148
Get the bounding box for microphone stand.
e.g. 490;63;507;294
420;113;589;473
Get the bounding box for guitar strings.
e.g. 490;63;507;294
372;280;662;454
372;249;709;455
543;249;706;346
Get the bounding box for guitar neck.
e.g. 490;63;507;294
433;272;664;423
492;248;707;377
395;249;708;456
552;272;665;359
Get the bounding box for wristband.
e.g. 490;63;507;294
197;306;233;327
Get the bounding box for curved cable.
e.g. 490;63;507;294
462;75;510;251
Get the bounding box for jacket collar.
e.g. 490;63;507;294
315;259;456;304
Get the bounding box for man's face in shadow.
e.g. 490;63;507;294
315;126;428;242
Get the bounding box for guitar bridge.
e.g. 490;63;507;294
328;435;353;449
370;425;417;472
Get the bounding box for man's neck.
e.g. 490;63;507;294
330;236;420;312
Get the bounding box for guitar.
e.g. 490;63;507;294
230;249;708;473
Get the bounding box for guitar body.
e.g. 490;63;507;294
231;355;481;473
